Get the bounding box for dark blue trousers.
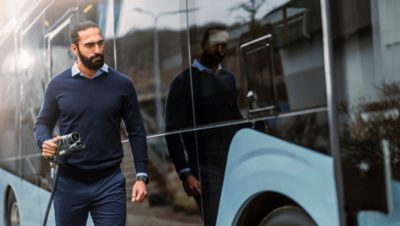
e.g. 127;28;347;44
53;170;126;226
192;165;224;226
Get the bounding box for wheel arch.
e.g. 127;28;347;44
216;129;340;226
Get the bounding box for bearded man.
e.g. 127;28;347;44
34;20;149;226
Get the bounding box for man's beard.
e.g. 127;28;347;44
77;48;104;70
201;51;224;67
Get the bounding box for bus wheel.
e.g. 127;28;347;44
6;190;20;226
259;206;316;226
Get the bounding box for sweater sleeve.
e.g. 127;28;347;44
33;79;59;149
122;82;148;174
165;74;191;173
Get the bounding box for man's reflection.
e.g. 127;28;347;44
165;25;243;226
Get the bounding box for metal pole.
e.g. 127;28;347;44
153;16;164;130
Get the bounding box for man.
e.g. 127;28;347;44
165;25;243;226
34;21;148;226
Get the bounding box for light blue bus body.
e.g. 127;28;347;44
217;129;339;226
0;169;54;226
218;129;400;226
0;169;94;226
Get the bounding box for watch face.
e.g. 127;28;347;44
137;176;149;184
179;172;190;181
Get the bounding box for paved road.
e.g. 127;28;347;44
126;202;202;226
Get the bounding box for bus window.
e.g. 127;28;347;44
240;0;326;115
20;14;50;188
183;0;328;224
0;35;19;176
332;0;400;219
236;0;330;153
116;1;202;225
247;0;330;154
115;1;191;135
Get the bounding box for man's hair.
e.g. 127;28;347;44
200;24;227;49
70;20;101;45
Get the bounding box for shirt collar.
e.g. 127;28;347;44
71;62;109;78
192;59;222;74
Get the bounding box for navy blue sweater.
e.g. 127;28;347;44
34;67;148;175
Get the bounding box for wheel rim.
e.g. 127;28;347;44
10;202;20;226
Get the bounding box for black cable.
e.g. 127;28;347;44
42;164;59;226
41;135;84;226
42;139;63;226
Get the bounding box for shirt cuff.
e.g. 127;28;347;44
178;168;190;174
136;172;148;177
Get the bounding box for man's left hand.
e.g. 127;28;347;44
131;181;147;203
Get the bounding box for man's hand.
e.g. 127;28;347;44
42;136;60;159
182;175;201;196
131;181;147;203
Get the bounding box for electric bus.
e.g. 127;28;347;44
0;0;399;226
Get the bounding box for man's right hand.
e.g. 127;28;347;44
41;136;60;159
182;174;201;197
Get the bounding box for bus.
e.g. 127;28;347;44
0;0;399;226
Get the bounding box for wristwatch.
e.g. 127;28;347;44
179;171;191;181
136;175;149;184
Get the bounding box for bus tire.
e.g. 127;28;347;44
5;189;20;226
259;205;316;226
